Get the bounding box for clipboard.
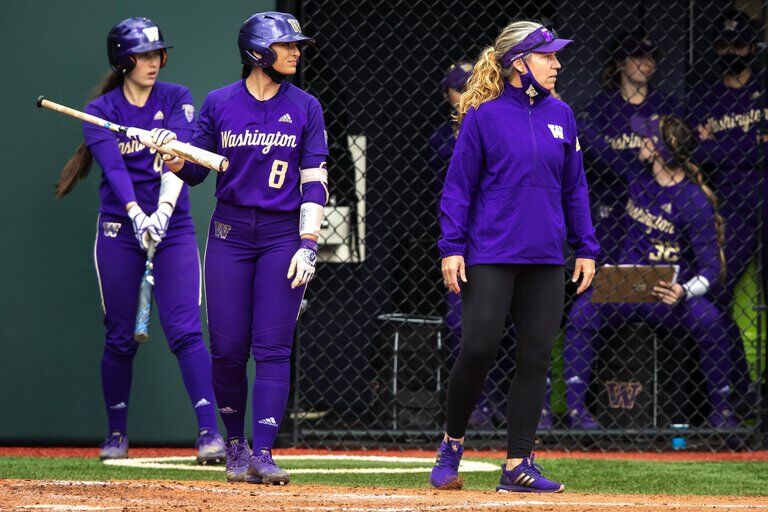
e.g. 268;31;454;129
591;264;680;303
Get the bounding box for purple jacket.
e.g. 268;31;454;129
438;82;599;265
83;81;194;218
175;80;329;211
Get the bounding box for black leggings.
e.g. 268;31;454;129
445;264;565;458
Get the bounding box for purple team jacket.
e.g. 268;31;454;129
438;82;599;265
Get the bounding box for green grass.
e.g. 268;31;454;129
1;456;767;496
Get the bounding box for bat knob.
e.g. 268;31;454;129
36;95;45;108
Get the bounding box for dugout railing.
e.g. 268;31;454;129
280;0;767;452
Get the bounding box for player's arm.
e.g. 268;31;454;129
288;98;330;289
438;108;484;294
163;94;216;185
681;193;720;299
561;108;598;294
146;88;196;244
83;104;151;249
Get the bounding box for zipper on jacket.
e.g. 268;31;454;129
528;103;538;179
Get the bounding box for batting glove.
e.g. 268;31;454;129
150;128;177;147
147;202;174;244
127;204;152;250
287;238;318;289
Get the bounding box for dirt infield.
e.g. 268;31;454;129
2;479;768;512
3;447;768;462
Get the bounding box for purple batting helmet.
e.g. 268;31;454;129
238;11;314;68
107;17;172;74
441;61;473;91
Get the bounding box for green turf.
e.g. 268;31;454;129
1;456;767;496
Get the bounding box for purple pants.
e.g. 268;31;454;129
564;293;734;414
204;202;304;448
94;214;217;435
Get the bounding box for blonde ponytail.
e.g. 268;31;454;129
456;20;541;123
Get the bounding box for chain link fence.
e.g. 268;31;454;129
282;0;767;451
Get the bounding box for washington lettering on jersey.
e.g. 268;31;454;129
604;131;643;151
118;139;149;155
705;107;765;134
626;198;676;235
220;129;297;154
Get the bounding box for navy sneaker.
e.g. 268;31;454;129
429;439;464;489
195;429;226;465
224;437;252;482
99;432;128;460
497;454;564;493
246;447;290;485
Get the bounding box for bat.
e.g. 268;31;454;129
36;95;229;172
134;241;157;343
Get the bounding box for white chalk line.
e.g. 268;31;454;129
102;455;498;474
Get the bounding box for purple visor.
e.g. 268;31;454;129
501;26;573;67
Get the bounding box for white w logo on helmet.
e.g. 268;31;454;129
142;26;160;42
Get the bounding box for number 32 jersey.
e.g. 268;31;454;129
178;79;329;211
620;172;720;286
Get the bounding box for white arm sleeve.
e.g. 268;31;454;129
682;275;710;300
300;202;324;238
158;170;185;208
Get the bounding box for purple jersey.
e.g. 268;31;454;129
620;172;720;285
687;78;762;207
580;87;682;176
84;81;194;218
176;80;329;210
439;82;598;264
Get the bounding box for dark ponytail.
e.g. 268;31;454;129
55;71;124;198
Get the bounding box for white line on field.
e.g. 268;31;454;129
16;506;121;511
101;455;498;474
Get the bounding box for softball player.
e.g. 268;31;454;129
156;12;328;485
55;17;224;462
687;11;759;413
580;31;681;266
432;21;598;493
562;114;737;431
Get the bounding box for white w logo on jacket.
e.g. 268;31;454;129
547;124;564;139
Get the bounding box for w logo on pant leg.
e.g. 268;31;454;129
214;221;232;239
102;222;122;238
605;381;643;409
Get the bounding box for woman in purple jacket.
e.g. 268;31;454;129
430;21;598;493
54;17;223;462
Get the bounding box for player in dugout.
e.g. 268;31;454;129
152;12;329;485
54;17;224;462
561;114;738;432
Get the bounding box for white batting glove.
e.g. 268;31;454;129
150;128;177;147
147;202;174;244
127;204;152;250
287;239;318;289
